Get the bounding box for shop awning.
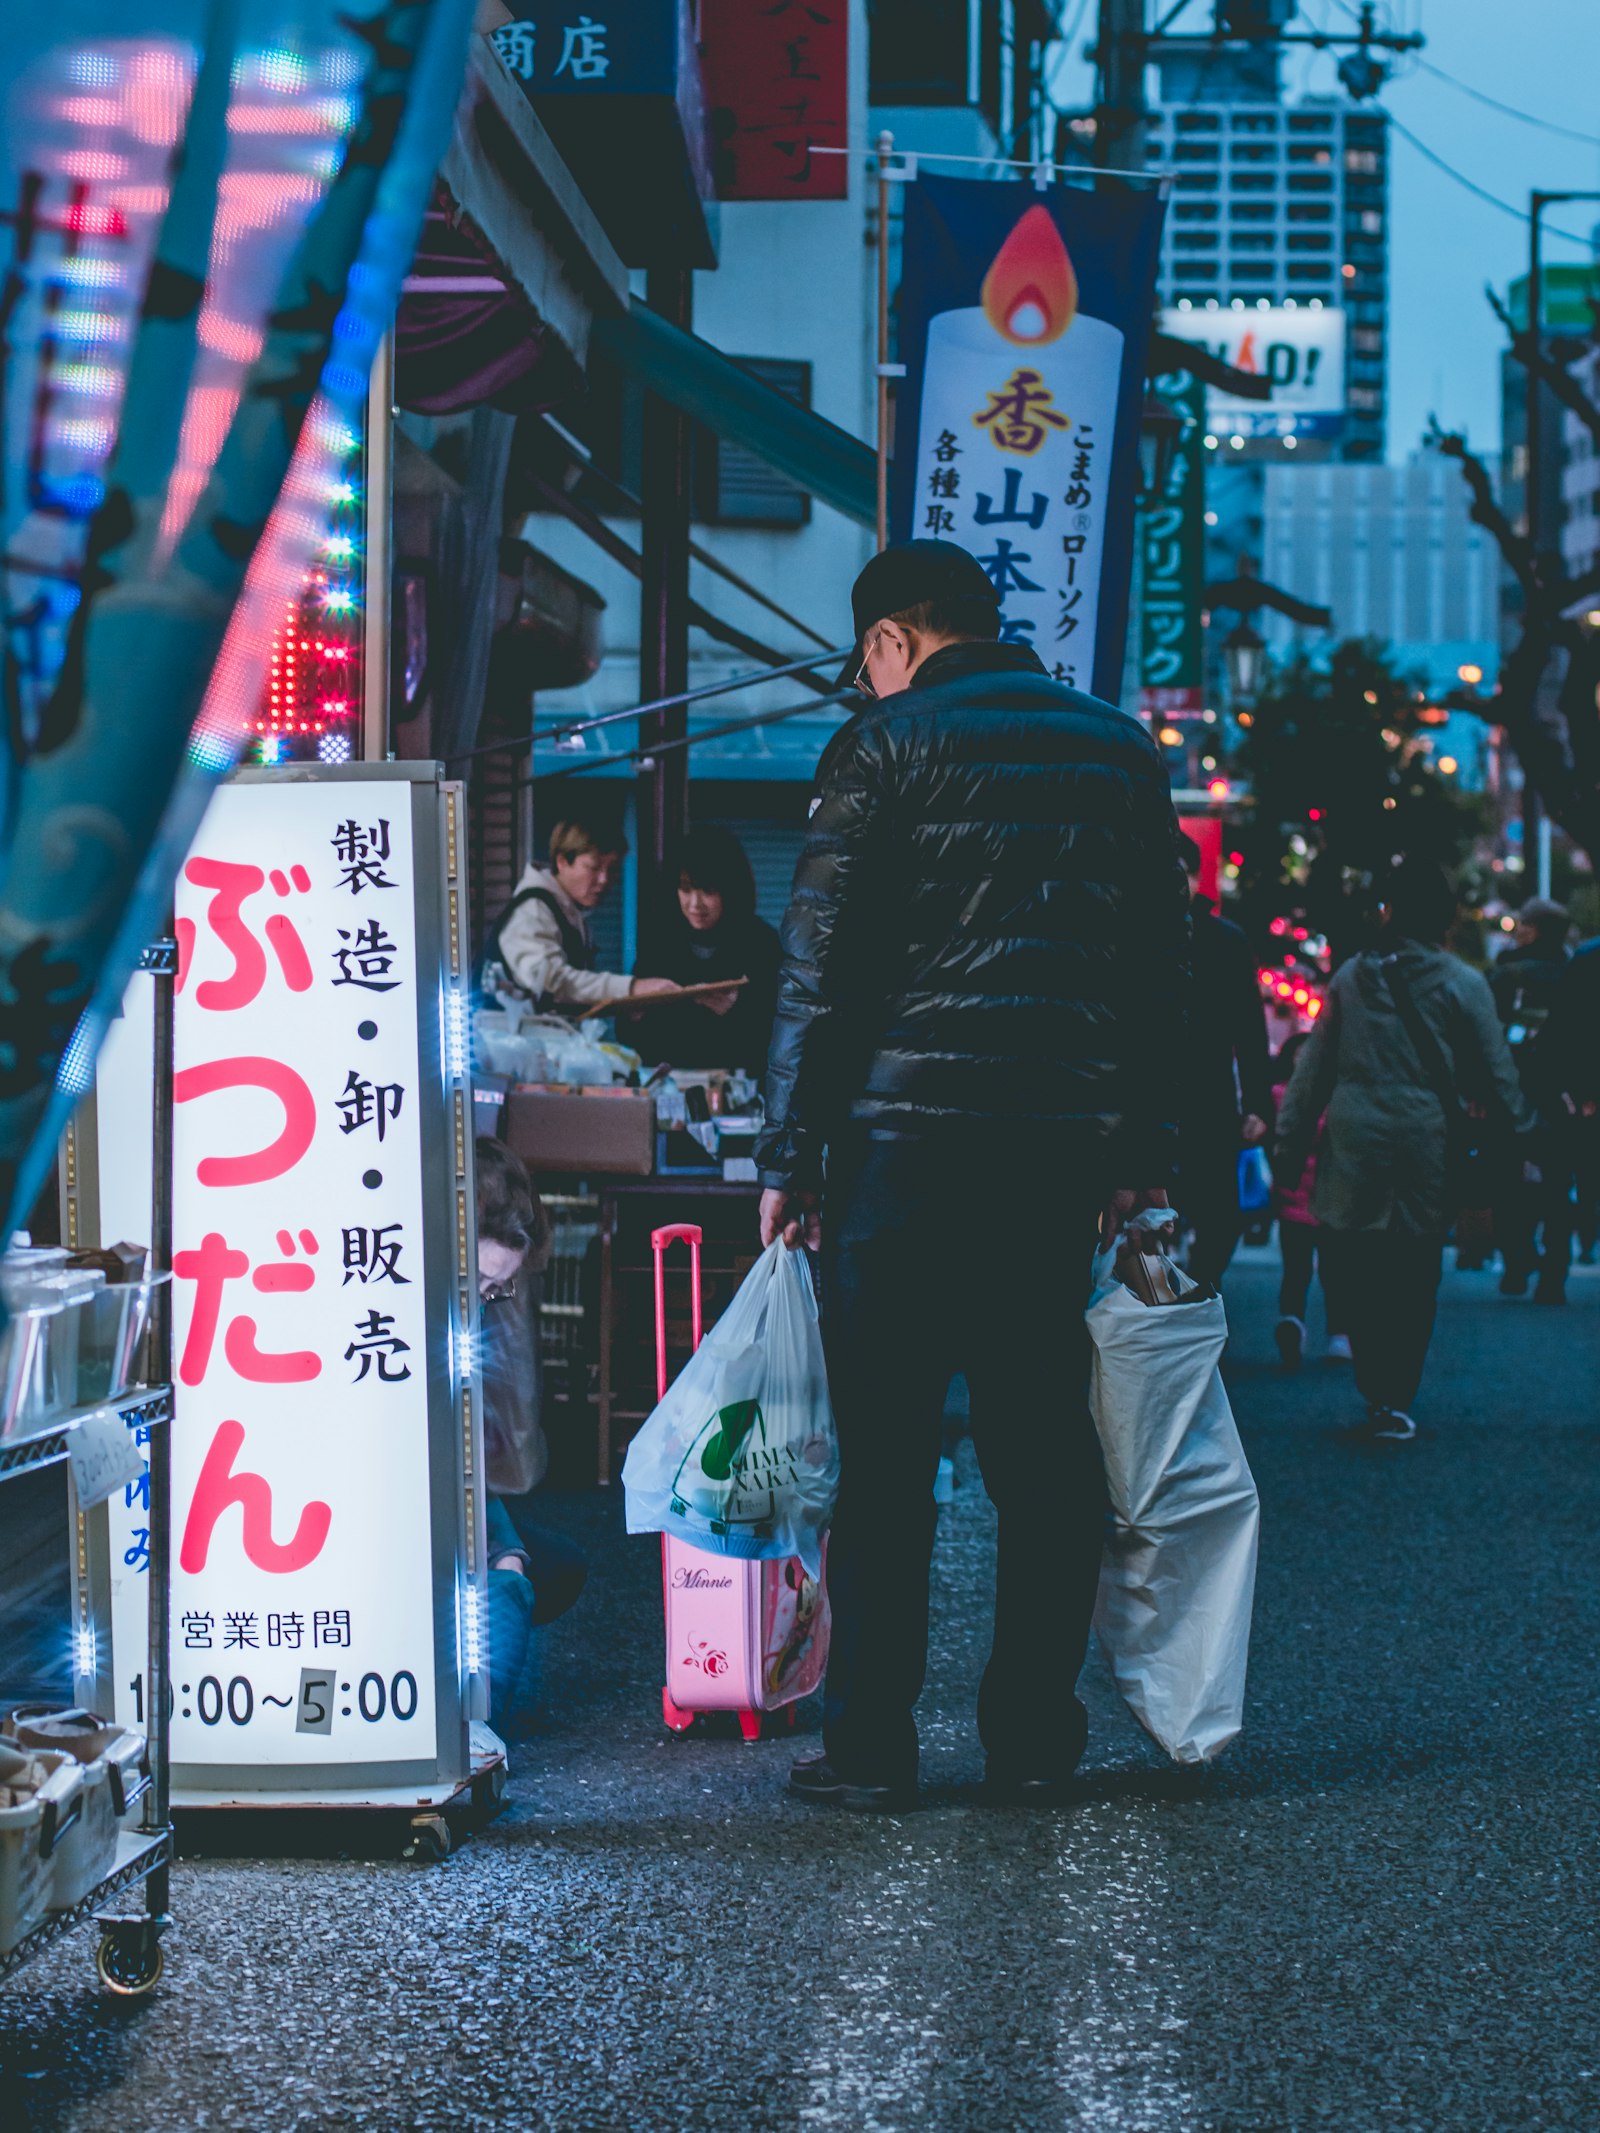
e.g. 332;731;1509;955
397;33;629;415
590;302;879;529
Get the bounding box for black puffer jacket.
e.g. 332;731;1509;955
756;641;1190;1196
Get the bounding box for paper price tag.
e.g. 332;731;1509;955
68;1405;147;1510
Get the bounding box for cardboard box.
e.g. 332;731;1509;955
503;1088;656;1176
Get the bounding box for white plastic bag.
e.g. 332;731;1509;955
622;1243;838;1576
1087;1220;1260;1764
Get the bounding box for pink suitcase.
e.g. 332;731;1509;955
651;1224;830;1741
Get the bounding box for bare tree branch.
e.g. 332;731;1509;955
1486;284;1600;451
1427;418;1537;596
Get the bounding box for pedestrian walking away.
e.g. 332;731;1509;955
754;538;1190;1810
1270;1032;1349;1369
1177;835;1274;1290
1275;863;1533;1443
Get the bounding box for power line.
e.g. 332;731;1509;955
1413;56;1600;145
1324;0;1596;143
1383;111;1596;249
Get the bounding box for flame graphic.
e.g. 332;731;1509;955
980;206;1078;346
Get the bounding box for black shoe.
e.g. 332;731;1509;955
1532;1280;1568;1306
1275;1315;1305;1370
1499;1267;1531;1297
788;1754;915;1812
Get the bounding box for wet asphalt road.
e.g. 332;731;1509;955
2;1246;1598;2132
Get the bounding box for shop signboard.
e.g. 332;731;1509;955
492;0;716;266
72;765;482;1798
698;0;848;200
1159;303;1346;444
1138;372;1207;723
894;176;1168;703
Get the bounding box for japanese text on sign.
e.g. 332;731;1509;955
170;786;439;1768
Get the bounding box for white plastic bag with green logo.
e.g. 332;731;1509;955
623;1242;838;1576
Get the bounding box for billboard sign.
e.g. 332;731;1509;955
896;177;1167;702
1160;304;1346;443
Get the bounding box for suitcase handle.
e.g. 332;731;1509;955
651;1224;703;1400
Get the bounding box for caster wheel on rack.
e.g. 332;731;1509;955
95;1931;164;1997
404;1814;452;1862
662;1688;696;1735
737;1710;763;1744
484;1764;508;1809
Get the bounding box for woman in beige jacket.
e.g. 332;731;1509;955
1275;864;1532;1442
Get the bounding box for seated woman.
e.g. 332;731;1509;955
476;1138;588;1736
631;826;782;1073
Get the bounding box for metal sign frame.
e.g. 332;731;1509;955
65;762;483;1801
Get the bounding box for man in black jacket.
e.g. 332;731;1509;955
755;540;1190;1809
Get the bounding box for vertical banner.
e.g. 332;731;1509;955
1138;372;1207;723
894;176;1167;704
148;765;478;1793
699;0;848;199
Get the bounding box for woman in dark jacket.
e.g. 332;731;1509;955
1275;863;1531;1443
632;826;781;1072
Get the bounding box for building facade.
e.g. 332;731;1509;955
1260;453;1502;787
1145;48;1387;462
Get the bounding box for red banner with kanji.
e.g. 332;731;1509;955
700;0;847;200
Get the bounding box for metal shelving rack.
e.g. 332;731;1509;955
0;1393;174;1994
0;938;176;1997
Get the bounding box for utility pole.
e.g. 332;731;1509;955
1093;0;1148;174
637;265;694;960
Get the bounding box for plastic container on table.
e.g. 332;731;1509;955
0;1247;68;1284
18;1269;103;1428
74;1271;170;1405
0;1289;64;1443
0;1743;83;1950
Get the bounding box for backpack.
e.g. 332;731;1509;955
475;884;594;1009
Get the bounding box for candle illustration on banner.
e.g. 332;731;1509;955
913;205;1123;691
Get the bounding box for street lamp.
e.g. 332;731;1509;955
1223;617;1266;705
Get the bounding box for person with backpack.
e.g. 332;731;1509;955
1274;863;1532;1444
484;817;676;1016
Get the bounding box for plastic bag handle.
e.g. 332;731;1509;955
651;1224;703;1400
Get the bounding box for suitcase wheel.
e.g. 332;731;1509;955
737;1709;763;1744
662;1687;696;1735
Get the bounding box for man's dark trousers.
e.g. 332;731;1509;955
818;1136;1106;1786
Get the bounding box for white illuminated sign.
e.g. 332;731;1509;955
158;778;449;1775
1160;305;1347;441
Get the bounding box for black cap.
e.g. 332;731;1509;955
840;539;1001;689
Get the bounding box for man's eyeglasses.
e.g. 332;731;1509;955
853;627;879;699
479;1274;519;1304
